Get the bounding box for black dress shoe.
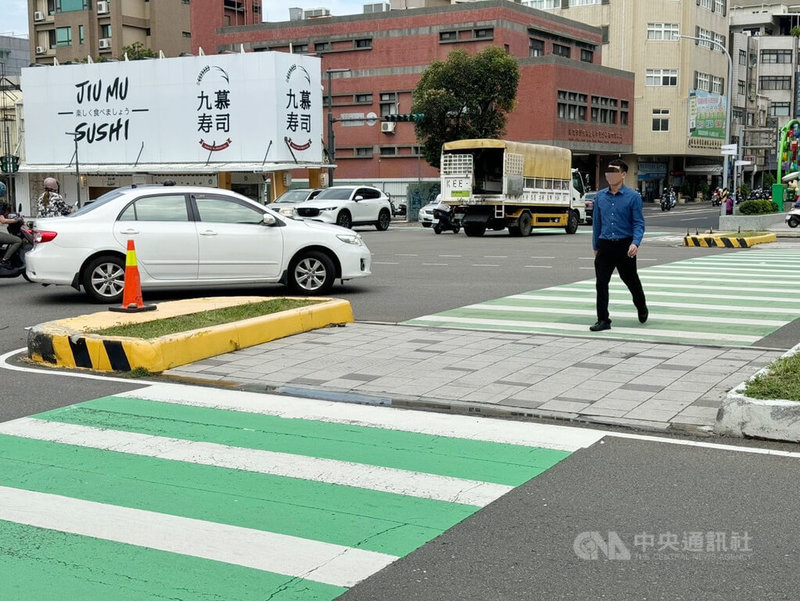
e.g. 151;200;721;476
589;320;611;332
638;307;649;324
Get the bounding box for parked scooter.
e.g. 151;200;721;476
0;214;34;281
786;204;800;228
432;206;461;234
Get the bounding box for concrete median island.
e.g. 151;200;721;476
27;296;354;373
683;231;776;248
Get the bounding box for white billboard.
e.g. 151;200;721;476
21;52;323;169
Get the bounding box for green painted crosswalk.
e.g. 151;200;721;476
0;384;594;600
405;250;800;346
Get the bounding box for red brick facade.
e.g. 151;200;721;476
191;0;633;185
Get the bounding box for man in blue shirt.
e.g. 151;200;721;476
590;159;648;332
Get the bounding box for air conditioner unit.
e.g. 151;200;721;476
381;122;396;134
33;11;44;22
99;38;111;49
35;46;45;55
97;1;109;14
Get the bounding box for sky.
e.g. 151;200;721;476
1;1;373;39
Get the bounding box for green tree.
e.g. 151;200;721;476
122;42;156;60
411;46;520;168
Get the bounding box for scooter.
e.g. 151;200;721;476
432;206;461;234
786;206;800;228
0;214;34;281
660;194;673;212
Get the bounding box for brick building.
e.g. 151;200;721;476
195;1;634;192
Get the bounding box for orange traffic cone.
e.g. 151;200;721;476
109;240;157;313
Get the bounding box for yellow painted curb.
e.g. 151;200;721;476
682;232;777;248
27;296;353;373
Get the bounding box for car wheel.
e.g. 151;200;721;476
82;254;126;303
565;210;579;234
288;250;336;295
789;217;800;228
336;210;352;229
375;209;391;231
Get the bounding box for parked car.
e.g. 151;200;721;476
583;191;595;225
26;184;371;303
418;194;444;228
294;185;393;230
271;188;322;217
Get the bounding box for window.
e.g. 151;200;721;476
79;24;84;45
292;44;307;53
439;31;456;42
696;72;710;92
195;195;264;224
55;26;72;47
119;195;188;222
100;24;112;38
474;28;493;39
570;0;602;5
354;38;372;49
760;76;791;90
761;49;792;64
738;80;745;95
715;0;725;12
699;0;712;9
620;100;629;126
580;48;593;62
557;90;587;121
355;147;373;157
380;92;396;117
315;42;330;52
696;27;713;50
770;102;791;117
379;147;396;156
714;33;725;51
553;43;571;58
526;0;559;8
182;31;191;38
646;23;679;41
652;109;669;132
355;93;373;104
646;69;677;86
711;76;723;95
739;49;746;66
56;0;88;12
529;38;544;57
591;96;617;124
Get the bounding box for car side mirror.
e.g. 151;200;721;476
262;213;277;226
354;195;363;201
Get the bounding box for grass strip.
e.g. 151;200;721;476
89;299;319;339
743;351;800;402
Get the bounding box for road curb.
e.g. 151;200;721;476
683;232;777;248
715;342;800;442
27;296;353;373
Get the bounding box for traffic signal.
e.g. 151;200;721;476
0;155;19;173
384;113;424;123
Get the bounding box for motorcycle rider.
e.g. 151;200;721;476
36;177;72;218
0;201;22;269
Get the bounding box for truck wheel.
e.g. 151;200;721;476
508;211;532;237
464;223;486;237
565;210;579;234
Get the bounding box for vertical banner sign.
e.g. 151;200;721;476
688;90;726;140
21;52;322;168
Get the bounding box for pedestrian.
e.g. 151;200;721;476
590;159;648;332
723;188;733;215
36;177;72;218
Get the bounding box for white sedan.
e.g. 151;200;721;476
294;185;393;230
26;185;372;303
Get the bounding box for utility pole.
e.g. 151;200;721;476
325;68;350;187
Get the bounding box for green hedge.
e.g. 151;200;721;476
737;199;780;215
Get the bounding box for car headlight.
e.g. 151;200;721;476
337;233;364;247
319;206;340;212
278;208;294;216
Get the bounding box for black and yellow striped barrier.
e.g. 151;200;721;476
683;232;776;248
27;296;354;373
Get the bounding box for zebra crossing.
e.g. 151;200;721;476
405;249;800;346
0;383;599;601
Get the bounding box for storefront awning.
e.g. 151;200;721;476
19;162;333;174
683;164;723;175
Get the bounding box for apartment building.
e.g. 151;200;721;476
537;0;731;200
0;36;31;77
28;0;192;64
192;0;633;194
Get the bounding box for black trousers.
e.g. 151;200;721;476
594;237;646;323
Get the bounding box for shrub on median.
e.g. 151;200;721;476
737;199;779;215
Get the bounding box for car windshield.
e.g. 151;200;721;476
314;187;355;200
274;189;313;203
70;188;129;217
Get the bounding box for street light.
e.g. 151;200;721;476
678;34;732;217
325;68;350;187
